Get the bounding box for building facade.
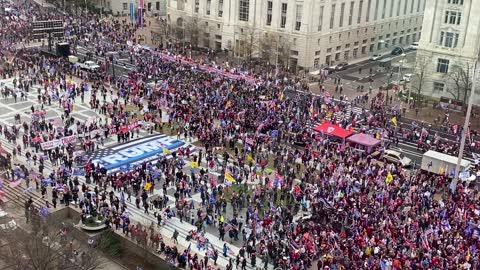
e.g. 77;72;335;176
416;0;480;104
93;0;167;17
168;0;425;71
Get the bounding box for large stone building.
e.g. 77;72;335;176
416;0;480;104
167;0;425;71
92;0;167;17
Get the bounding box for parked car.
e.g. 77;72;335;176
370;54;383;61
78;61;100;71
321;67;336;74
335;62;349;71
403;73;413;82
391;47;404;56
383;150;412;167
410;42;419;50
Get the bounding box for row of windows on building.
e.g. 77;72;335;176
183;0;423;31
123;2;162;11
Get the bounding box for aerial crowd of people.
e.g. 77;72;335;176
0;1;480;270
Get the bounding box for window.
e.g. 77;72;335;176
123;2;128;10
206;0;211;15
353;48;358;58
281;3;287;28
348;2;354;25
330;4;335;29
291;50;299;56
239;0;249;21
314;58;320;68
339;3;345;27
315;50;321;56
266;1;272;25
374;0;379;20
194;0;199;13
318;6;324;31
362;46;366;54
437;58;449;73
404;0;408;15
442;32;459;48
295;5;302;30
433;82;445;92
445;11;461;24
417;0;421;12
335;53;340;61
381;0;386;19
327;48;332;53
410;0;415;13
218;0;223;17
344;50;350;60
147;2;152;11
397;0;401;16
366;0;371;22
156;1;160;10
448;0;464;4
336;46;341;50
326;55;331;65
357;1;363;23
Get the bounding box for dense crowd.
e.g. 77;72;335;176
1;1;480;270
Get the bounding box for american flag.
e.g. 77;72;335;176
245;137;255;145
223;223;233;233
421;234;430;250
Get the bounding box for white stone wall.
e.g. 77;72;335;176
105;0;166;16
168;0;424;70
417;0;480;104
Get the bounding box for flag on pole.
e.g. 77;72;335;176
385;172;393;184
189;161;198;168
145;182;152;191
391;117;397;127
224;169;235;183
129;2;136;23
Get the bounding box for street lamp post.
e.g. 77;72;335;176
275;36;279;78
452;56;479;192
396;53;406;83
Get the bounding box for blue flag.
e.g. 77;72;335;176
73;169;85;176
209;193;216;204
449;180;456;194
39;207;49;217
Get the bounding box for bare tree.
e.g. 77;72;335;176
277;37;292;72
184;18;201;48
0;216;103;270
411;55;429;105
238;27;259;61
258;34;273;65
447;64;472;104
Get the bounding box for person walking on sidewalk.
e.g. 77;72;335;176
172;229;179;244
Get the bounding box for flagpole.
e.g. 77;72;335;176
451;54;479;192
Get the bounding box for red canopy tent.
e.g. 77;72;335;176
313;123;353;139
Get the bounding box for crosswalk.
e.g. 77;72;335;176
0;119;270;270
